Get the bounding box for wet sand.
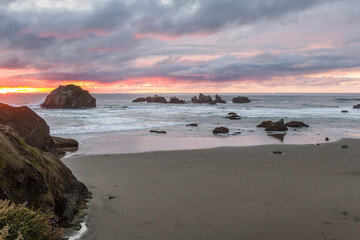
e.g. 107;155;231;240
64;138;360;240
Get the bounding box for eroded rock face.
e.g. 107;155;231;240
353;104;360;109
213;126;229;134
214;95;226;104
285;121;309;128
41;84;96;109
191;93;215;104
0;103;55;151
233;96;251;103
0;125;90;226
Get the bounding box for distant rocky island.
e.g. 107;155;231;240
132;93;251;104
41;84;96;109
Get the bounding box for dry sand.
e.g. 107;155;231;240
64;139;360;240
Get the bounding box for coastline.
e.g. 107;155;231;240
64;132;353;157
63;138;360;240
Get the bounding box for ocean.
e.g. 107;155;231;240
1;93;360;154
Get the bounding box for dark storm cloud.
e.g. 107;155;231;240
135;0;332;35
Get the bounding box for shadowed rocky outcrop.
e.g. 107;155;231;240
0;125;90;227
41;84;96;109
52;136;79;153
0;103;55;152
353;104;360;109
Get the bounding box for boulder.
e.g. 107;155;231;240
213;127;229;135
285;121;309;128
145;95;168;103
256;120;274;128
353;104;360;109
169;97;185;104
232;96;251;103
149;130;167;134
0;103;55;151
191;93;215;104
52;136;79;152
186;123;198;127
41;84;96;109
132;97;146;103
214;95;226;104
341;110;349;113
265;119;288;132
0;125;90;226
225;112;241;120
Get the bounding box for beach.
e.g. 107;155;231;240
64;138;360;240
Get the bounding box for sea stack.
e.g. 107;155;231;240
41;84;96;109
232;96;251;103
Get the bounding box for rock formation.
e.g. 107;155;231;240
0;125;90;226
265;119;288;131
353;104;360;109
225;112;241;120
149;130;167;134
256;120;274;128
257;119;288;131
169;97;186;104
0;103;55;151
41;84;96;109
213;127;229;134
232;96;251;103
132;97;146;103
191;94;215;104
214;95;226;104
145;95;168;103
132;95;168;103
52;136;79;153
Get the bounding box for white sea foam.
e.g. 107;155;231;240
4;93;359;138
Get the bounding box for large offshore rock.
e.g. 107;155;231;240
0;125;90;226
232;96;251;103
41;84;96;109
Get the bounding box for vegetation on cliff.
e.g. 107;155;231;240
0;124;90;227
0;200;61;240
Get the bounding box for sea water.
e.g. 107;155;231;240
1;93;360;153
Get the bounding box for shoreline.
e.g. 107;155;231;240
64;132;355;158
64;138;360;240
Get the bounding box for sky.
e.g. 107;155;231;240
1;0;360;93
